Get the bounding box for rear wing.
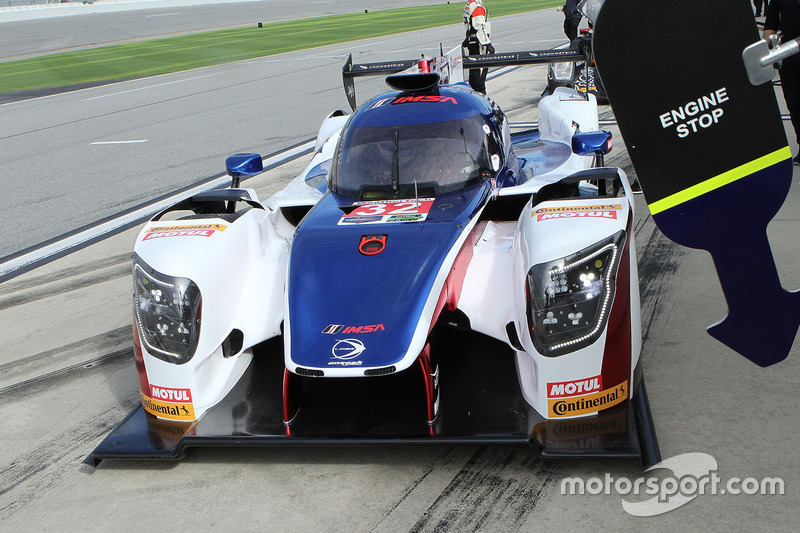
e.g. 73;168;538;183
342;45;586;110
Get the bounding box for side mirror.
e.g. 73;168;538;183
225;153;264;188
572;130;613;156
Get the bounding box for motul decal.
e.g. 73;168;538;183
150;385;193;403
533;204;621;221
142;223;226;240
547;381;628;418
359;235;387;255
547;375;603;398
537;211;618;221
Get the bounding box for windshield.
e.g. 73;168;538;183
331;115;495;199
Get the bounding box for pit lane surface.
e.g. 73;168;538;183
2;6;800;533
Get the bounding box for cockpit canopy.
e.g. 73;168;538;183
329;87;502;200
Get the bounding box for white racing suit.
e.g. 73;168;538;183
463;0;494;93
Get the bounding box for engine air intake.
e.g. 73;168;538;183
364;366;397;376
296;367;324;377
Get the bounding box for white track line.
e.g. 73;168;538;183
0;140;313;279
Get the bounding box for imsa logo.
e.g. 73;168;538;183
322;324;385;334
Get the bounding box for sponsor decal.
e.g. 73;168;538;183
483;54;517;61
392;95;458;105
386;214;425;223
322;324;385;334
533;203;621;222
339;215;383;224
658;87;728;139
576;67;598;93
529;50;577;59
331;338;366;360
141;392;196;421
357;62;409;71
548;380;628;418
359;234;387;256
365;97;393;110
339;199;434;225
547;375;603;398
150;385;192;403
142;223;227;241
328;360;364;366
367;95;458;110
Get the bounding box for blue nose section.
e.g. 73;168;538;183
286;188;487;371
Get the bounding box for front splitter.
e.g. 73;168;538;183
86;331;660;468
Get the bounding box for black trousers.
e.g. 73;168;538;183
564;17;581;41
467;40;488;94
753;0;763;15
780;54;800;146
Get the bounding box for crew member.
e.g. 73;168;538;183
561;0;583;42
463;0;495;94
764;0;800;163
754;0;764;18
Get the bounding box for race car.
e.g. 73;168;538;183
87;46;659;468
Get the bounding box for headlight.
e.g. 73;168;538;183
550;62;575;83
527;230;625;356
133;253;202;364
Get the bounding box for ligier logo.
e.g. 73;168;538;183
331;339;366;360
150;386;192;403
547;376;603;398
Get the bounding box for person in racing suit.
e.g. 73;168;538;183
463;0;495;94
561;0;583;42
764;0;800;163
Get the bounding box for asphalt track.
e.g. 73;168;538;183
1;3;800;532
0;0;444;60
0;1;560;263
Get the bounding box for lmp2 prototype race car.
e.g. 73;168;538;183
87;44;660;468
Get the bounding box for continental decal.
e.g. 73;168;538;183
142;223;227;241
547;380;628;418
533;204;622;222
141;392;196;421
